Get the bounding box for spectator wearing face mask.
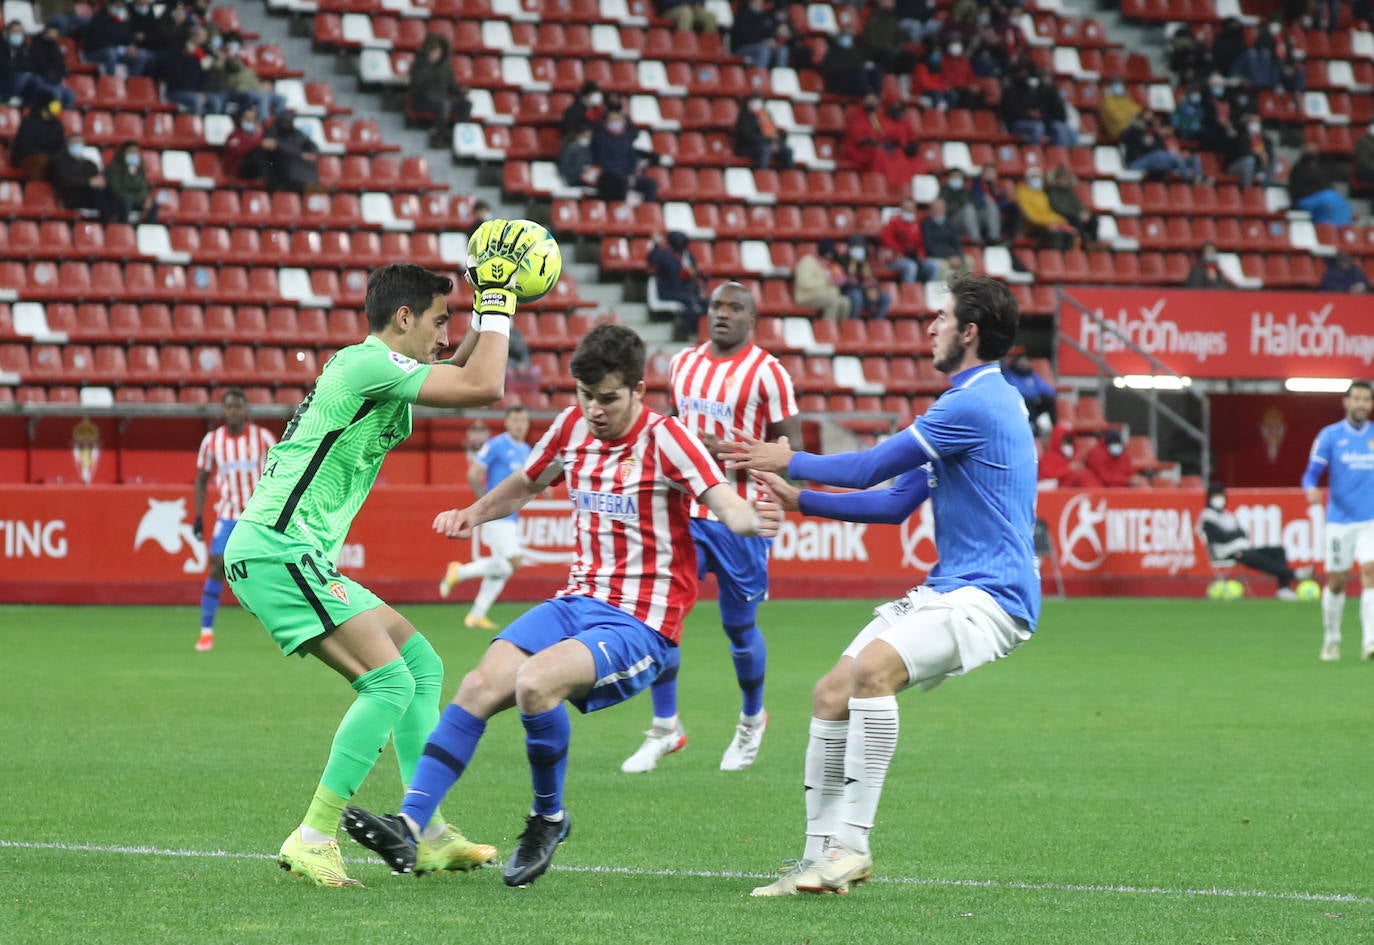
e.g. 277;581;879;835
1353;123;1374;191
648;230;708;341
1038;423;1100;489
1014;167;1075;250
1171;84;1206;143
912;46;957;111
557;125;597;188
1320;254;1371;294
940;40;983;109
1;19;76;109
919;197;970;281
940;168;995;246
731;0;788;70
971;164;1016;244
1098;77;1141;143
1003;348;1057;436
1199;484;1305;599
103;139;157;222
880;197;940;283
1288;142;1353;226
735;94;793;170
1217;113;1273;189
1184;242;1233;289
83;0;155;76
1167;26;1212;86
48;134;126;221
1001;69;1072;147
1121;109;1202;182
840;235;892;320
821;30;882;97
841;94;920;189
1231;27;1282;91
1085;428;1144;488
592;108;659;204
222;106;265;180
793;238;853;322
561;81;604;137
160;24;221;115
211;33;287;120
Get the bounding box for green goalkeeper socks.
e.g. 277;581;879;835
395;633;449;830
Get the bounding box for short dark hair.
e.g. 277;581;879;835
221;386;247;404
1348;380;1373;398
569;323;645;389
504;404;528;416
948;273;1019;362
363;263;453;332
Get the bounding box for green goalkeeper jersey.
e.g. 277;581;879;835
240;335;432;560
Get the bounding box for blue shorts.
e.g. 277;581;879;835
691;518;772;626
496;595;676;714
210;518;237;557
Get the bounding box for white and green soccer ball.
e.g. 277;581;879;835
1296;579;1321;601
1207;579;1244;601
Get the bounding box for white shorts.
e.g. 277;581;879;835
843;585;1032;693
1325;520;1374;574
478;518;523;561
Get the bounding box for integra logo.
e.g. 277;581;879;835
569;488;639;521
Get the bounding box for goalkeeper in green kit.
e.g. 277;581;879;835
224;221;538;887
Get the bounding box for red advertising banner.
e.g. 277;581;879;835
1057;288;1374;379
0;485;1337;604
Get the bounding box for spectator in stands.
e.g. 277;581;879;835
1167;25;1212;86
880;197;939;283
1046;165;1097;249
1218;114;1273;190
1;19;75;109
941;168;990;245
592;107;659;204
840;93;891;172
1184;242;1233;289
213;32;288;122
560;81;604;137
471;199;494;223
840;235;892;320
1320;253;1370;294
128;0;169;55
1231;29;1282;92
1038;424;1100;489
1121;109;1202;182
104;139;156;222
259;109;319;194
657;0;716;34
1014;167;1075;251
862;0;916;79
939;39;983;109
896;0;941;43
1276;36;1306;100
1003;348;1057;436
1171;84;1206;143
734;93;793;170
648;231;708;342
557;124;596;188
1289;142;1352;226
1199;483;1305;600
1209;17;1249;78
793;238;853;322
1354;123;1374;190
10;96;66;180
971;4;1026;79
408;33;469;133
41;0;92;37
971;164;1016;244
83;0;154;76
777;22;813;72
1085;428;1144;487
919;197;970;280
161;24;220;115
28;23;71;95
820;30;882;97
877;99;926;190
911;45;957;111
222;106;265;180
1097;78;1141;143
48;133;125;221
731;0;787;70
1001;68;1073;147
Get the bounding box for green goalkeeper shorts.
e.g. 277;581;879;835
223;521;384;656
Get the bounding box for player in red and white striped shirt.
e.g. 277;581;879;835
342;324;782;888
623;282;801;775
192;388;277;651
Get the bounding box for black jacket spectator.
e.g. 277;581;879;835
28;29;67;85
648;231;706;341
408;35;469;128
560;82;603;137
83;4;138;55
0;31;37;82
1210;18;1248;77
557;128;595;187
261;111;319;193
10;100;66;171
921;207;962;260
161;43;208;93
1288;151;1328;204
731;0;776;51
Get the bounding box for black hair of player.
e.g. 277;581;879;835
1348;380;1373;398
221;386;247;404
364;263;454;332
504;404;528;416
570;324;646;389
948;272;1019;362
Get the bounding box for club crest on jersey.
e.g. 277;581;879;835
389;351;420;373
327;581;350;604
569;488;639;521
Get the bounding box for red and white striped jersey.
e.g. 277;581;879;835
196;424;277;520
525;405;726;643
670;341;798;519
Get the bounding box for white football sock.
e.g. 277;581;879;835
469;576;509;619
802;717;848;862
457;558;510;581
1362;589;1374;650
835;696;900;856
1322;588;1346;644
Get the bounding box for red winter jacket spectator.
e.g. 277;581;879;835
879;212;926;259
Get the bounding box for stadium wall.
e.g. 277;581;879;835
0;485;1346;604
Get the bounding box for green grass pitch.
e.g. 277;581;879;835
2;597;1370;945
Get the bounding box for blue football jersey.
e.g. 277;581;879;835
908;364;1041;629
475;433;533;522
1305;420;1374;524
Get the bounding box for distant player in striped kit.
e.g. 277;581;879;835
622;281;801;774
192;387;277;652
342;324;783;889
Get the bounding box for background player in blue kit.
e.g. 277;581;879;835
725;274;1040;897
1302;381;1374;661
440;405;533;629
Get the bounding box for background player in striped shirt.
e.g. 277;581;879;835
727;274;1040;896
622;282;801;774
438;404;532;629
191;387;277;652
1301;381;1374;661
342;324;783;889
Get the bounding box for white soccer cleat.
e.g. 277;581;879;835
620;721;687;773
720;712;767;771
750;858;814;897
794;839;874;896
1276;588;1299;602
1320;642;1340;661
1363;644;1374;662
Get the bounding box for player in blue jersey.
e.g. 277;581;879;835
724;274;1040;897
439;404;533;629
1301;381;1374;661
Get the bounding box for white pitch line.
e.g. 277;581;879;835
1;839;1369;905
